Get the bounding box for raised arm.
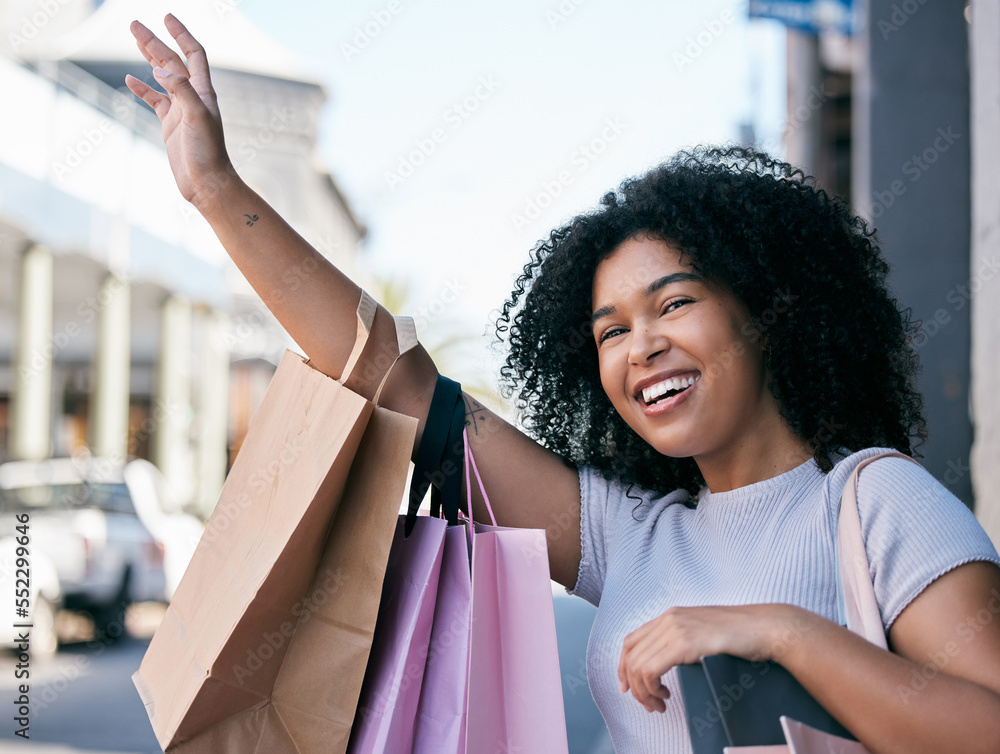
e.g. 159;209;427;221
125;15;392;395
125;15;583;587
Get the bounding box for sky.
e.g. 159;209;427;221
234;0;788;399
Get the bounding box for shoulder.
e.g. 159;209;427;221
577;463;692;520
827;447;1000;629
823;445;983;532
572;464;692;604
822;445;994;562
822;446;957;520
822;446;921;497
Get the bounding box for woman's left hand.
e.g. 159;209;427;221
617;603;817;713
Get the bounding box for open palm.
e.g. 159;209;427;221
125;14;235;207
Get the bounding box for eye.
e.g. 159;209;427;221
662;298;694;314
598;326;627;344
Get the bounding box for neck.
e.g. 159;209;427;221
694;418;815;494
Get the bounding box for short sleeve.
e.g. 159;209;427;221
855;456;1000;631
566;465;613;606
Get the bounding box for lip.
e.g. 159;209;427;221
631;369;702;401
639;375;698;417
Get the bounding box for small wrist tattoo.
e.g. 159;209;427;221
244;213;259;227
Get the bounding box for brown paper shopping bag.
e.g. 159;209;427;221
133;292;418;753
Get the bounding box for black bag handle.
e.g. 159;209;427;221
433;388;467;524
406;375;463;536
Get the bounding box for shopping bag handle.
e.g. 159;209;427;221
435;385;466;524
463;427;497;527
339;289;377;384
406;374;464;536
373;316;418;405
338;289;420;406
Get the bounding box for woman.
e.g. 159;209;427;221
126;15;1000;753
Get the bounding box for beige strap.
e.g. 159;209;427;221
838;451;922;649
339;290;378;385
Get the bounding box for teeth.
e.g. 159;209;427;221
640;374;699;404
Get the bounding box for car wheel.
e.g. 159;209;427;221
31;597;59;660
92;569;131;644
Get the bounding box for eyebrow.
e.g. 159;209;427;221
590;272;702;325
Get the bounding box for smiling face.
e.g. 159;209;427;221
591;234;795;472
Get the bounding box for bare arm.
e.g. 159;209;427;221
126;16;388;395
777;561;1000;754
125;15;582;587
618;563;1000;753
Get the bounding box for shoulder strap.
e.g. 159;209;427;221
836;451;923;648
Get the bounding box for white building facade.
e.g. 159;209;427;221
0;0;364;517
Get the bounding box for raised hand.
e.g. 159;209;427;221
125;14;236;209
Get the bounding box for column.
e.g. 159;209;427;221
195;309;231;518
853;0;973;505
89;274;131;463
784;30;822;177
970;0;1000;543
153;295;193;504
10;244;53;461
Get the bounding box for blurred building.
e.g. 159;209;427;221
757;0;999;542
0;0;364;517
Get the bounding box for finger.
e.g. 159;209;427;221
633;644;672;697
628;663;657;710
151;67;205;112
130;19;189;76
629;675;662;713
628;642;673;704
631;672;667;713
621;621;654;655
129;20;157;66
162;14;218;116
620;627;656;692
636;658;671;701
621;650;659;711
163;14;211;83
647;676;670;702
618;651;630;693
618;638;633;690
619;630;649;691
125;73;170;120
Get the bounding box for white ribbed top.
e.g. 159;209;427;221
568;447;1000;753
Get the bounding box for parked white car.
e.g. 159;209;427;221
123;459;204;599
0;535;60;658
0;458;167;643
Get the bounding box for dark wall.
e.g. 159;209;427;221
854;0;973;504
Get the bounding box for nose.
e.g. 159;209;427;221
627;322;669;365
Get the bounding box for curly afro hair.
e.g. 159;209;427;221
495;145;926;497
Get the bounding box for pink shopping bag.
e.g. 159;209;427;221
463;432;570;754
781;717;868;754
353;393;569;754
412;525;473;754
348;515;449;754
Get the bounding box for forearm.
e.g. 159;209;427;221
196;173;380;386
774;606;1000;754
127;16;440;451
